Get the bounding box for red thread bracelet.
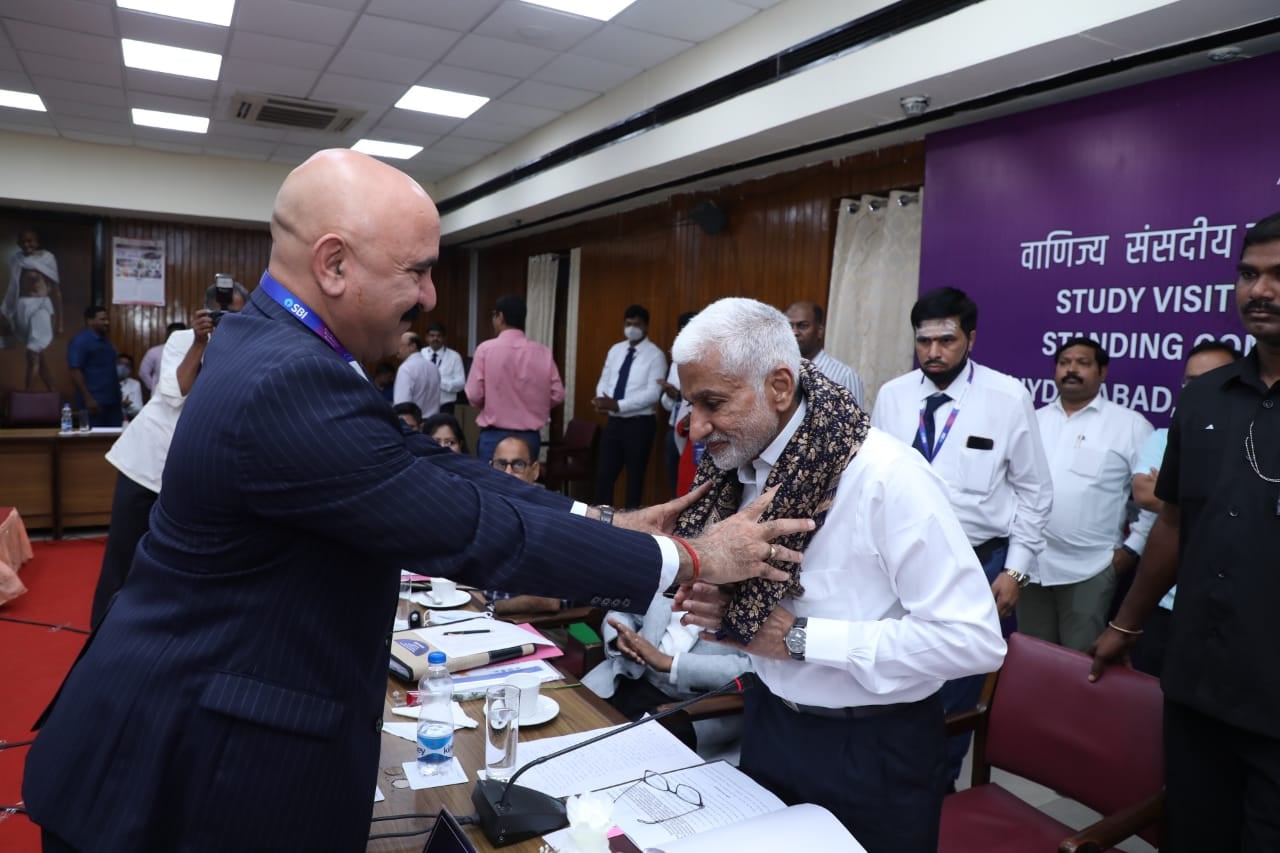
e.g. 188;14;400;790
671;535;700;581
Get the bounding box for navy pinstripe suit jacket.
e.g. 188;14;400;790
24;287;662;852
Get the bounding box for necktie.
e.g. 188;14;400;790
912;392;951;460
430;350;438;365
612;346;636;401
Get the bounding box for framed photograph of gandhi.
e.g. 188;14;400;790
0;210;95;396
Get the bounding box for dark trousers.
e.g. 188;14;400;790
90;473;158;629
608;676;696;750
740;687;945;853
940;541;1007;785
1165;699;1280;851
595;415;656;509
476;428;541;465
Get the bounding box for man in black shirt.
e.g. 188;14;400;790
1091;211;1280;851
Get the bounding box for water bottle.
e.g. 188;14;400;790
60;404;73;433
417;651;454;775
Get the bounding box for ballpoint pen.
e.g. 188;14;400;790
443;629;491;635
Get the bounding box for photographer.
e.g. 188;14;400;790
90;279;249;628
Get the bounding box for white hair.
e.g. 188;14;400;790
671;297;800;385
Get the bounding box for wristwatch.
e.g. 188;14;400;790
784;616;808;661
1004;568;1031;588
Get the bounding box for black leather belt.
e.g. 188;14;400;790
777;693;936;720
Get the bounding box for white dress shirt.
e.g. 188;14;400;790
393;351;441;417
810;350;864;407
106;330;196;493
138;342;164;392
1036;395;1153;587
426;345;466;406
872;361;1053;577
740;404;1006;708
595;337;666;418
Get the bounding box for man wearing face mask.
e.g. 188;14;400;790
90;281;250;628
872;286;1053;788
117;353;143;421
593;305;668;508
1025;337;1152;652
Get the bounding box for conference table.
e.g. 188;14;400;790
0;427;118;536
368;599;625;853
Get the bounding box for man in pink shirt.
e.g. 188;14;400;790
465;294;565;463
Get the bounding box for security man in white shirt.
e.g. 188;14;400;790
675;298;1005;853
872;286;1053;787
1027;337;1152;652
424;321;466;414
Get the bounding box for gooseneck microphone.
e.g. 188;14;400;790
472;674;756;847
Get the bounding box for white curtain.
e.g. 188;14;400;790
825;188;924;411
562;248;582;425
526;253;560;459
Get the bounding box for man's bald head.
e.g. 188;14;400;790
267;149;441;364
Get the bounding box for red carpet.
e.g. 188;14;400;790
0;538;101;853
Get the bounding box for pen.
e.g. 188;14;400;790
443;629;490;635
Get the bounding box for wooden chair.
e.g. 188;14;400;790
542;418;599;496
941;633;1164;853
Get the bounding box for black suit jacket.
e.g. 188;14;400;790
24;287;661;851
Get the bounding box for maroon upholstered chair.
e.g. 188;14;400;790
4;391;62;427
542;418;599;496
941;632;1164;853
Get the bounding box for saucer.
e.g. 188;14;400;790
419;589;472;609
482;694;559;727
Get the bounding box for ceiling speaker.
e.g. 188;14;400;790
690;201;727;235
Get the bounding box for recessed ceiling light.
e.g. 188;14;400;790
116;0;236;27
132;108;209;134
352;139;424;160
520;0;638;21
395;86;489;119
0;89;46;112
122;39;222;81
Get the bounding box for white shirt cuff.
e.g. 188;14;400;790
655;536;679;591
1004;543;1034;575
668;652;682;685
570;501;588;516
802;616;855;668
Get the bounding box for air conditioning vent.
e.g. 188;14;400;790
229;92;365;132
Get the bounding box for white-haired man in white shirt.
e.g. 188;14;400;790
675;297;1004;853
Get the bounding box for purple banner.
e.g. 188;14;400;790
920;52;1280;426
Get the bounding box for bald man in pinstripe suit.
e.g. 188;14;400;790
23;150;808;853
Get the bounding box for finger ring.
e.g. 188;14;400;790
768;544;776;562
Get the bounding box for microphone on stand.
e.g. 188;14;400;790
472;673;757;847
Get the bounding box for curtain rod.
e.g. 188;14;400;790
847;191;919;213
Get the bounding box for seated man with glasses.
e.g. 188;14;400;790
482;436;566;616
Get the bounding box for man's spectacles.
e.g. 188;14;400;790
490;458;530;472
609;770;704;825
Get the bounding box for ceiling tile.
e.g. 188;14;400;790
571;24;692;68
375;108;463;137
207;117;289;142
532;52;640;92
228;31;335;70
468;99;560;130
126;90;213;117
125;68;219;102
53;114;134;137
414;146;485;168
281;127;354;146
62;129;134;146
443;33;556;78
135;135;207;155
345;15;461;62
270;142;326;163
365;0;503;32
4;0;113;36
430;135;504;157
474;1;602;53
450;117;530;144
0;119;58;137
218;58;321;99
22;52;123;87
116;10;231;54
0;69;32;91
43;97;128;122
503;79;597;112
203;143;275;160
294;0;367;10
5;20;119;64
236;0;358;46
416;64;519;99
731;0;784;7
31;76;127;107
613;0;756;42
327;47;430;85
0;48;23;72
363;129;441;148
310;72;405;109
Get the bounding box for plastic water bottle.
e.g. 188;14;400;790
417;651;454;775
60;404;73;433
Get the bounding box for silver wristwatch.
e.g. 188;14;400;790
1004;568;1031;588
784;617;808;661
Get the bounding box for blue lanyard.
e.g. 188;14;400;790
916;362;974;462
258;272;362;372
